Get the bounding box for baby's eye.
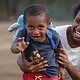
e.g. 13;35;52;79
27;25;34;29
38;25;45;30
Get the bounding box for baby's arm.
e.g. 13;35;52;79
11;37;29;54
11;27;28;54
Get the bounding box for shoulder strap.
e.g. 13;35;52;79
26;35;31;42
46;28;59;49
23;28;31;42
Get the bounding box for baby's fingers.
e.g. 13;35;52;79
18;37;23;42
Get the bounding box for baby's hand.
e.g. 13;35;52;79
30;50;41;63
17;37;29;52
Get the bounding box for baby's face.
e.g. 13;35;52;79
25;14;49;42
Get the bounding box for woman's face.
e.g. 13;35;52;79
25;14;50;42
71;10;80;43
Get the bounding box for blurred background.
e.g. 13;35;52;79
0;0;80;21
0;0;80;80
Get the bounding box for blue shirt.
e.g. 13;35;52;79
13;28;61;77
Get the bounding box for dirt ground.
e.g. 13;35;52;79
0;21;71;80
0;22;22;80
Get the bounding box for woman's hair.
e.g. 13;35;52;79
23;4;50;24
73;3;80;18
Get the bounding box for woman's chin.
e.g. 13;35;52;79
73;33;80;42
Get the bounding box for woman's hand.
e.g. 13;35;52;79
57;48;80;80
56;48;69;68
17;54;48;73
58;67;65;80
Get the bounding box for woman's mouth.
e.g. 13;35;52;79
75;30;80;36
71;24;80;42
73;29;80;40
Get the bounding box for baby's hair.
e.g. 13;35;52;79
73;3;80;18
23;4;50;24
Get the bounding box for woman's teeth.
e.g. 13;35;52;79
76;30;80;35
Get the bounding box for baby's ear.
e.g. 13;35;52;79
48;18;52;25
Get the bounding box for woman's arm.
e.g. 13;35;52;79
57;48;80;80
65;62;80;80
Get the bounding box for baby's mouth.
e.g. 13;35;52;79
32;36;40;38
32;36;41;40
